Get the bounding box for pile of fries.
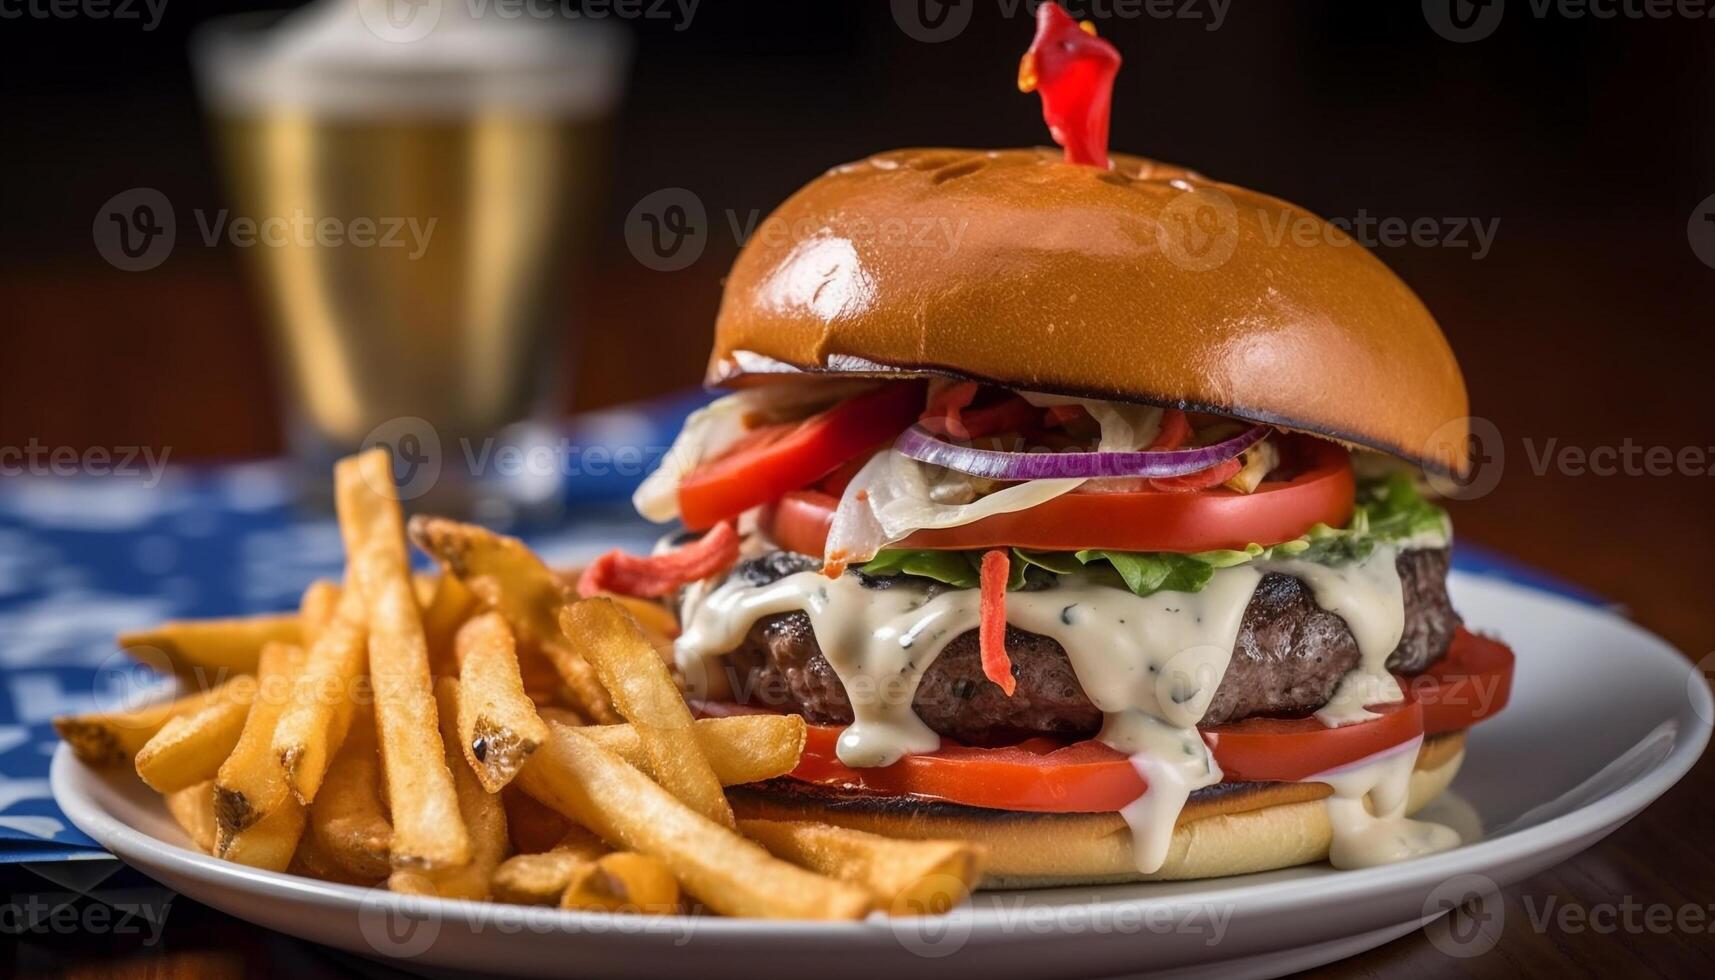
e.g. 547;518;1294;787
55;448;982;919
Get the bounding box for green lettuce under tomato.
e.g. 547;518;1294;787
856;474;1450;599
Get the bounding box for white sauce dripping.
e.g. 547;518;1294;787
1259;547;1408;727
678;572;950;767
1000;567;1264;872
676;544;1456;872
1105;711;1225;874
1309;736;1462;868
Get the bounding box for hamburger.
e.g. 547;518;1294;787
581;3;1514;885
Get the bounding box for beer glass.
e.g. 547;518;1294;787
193;1;628;519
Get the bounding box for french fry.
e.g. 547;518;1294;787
453;614;549;793
212;642;305;836
221;799;307;872
517;729;871;919
310;707;393;881
738;820;983;915
55;682;240;767
550;824;610;860
536;705;584;728
134;674;260;793
298;580;342;644
422;572;476;677
561;852;680;914
408;516;617;723
118;613;300;681
216;644;310;872
291;825;384;886
389;679;510;900
596;594;680;642
560;598;733;828
492;852;584;906
491;825;609;905
272;584;369;805
412;573;440;611
164;781;218;854
553;569;682;642
571;714;805;787
587;592;680;665
341;449;470;870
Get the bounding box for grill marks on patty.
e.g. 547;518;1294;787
717;549;1458;741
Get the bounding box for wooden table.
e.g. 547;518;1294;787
3;245;1711;978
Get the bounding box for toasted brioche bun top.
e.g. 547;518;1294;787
709;148;1470;475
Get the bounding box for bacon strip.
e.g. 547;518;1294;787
921;382;981;438
577;522;740;599
1147;408;1191;451
958;397;1040;438
978;549;1016;696
1137;408;1243;491
1042;404;1086;429
923;382;1045;442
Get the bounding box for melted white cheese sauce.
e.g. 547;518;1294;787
676;544;1457;872
1258;547;1408;727
1310;736;1462;868
678;572;949;767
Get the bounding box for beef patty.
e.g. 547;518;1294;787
716;548;1458;741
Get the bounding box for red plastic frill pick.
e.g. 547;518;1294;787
1018;2;1122;169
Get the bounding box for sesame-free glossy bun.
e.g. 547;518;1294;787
709;148;1470;475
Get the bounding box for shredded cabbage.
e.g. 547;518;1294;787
1017;391;1164;452
825;451;1084;565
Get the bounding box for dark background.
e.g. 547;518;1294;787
3;0;1710;652
1;4;1713;975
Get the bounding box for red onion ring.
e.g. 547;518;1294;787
893;423;1269;481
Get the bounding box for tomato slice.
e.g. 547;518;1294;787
760;489;840;559
759;438;1354;557
785;692;1427;813
1409;627;1515;735
677;382;926;530
789;725;1148;813
1204;696;1422;783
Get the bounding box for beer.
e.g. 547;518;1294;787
194;3;627;512
214;113;603;453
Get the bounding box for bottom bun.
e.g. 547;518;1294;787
730;731;1467;887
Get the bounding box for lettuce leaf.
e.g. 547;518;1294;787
857;549;981;589
1074;550;1217;595
853;474;1449;599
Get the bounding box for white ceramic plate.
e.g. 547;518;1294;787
53;573;1712;980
